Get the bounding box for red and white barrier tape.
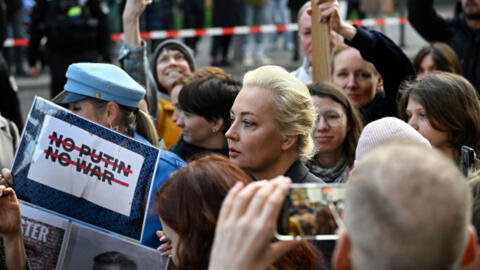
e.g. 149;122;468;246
4;16;409;47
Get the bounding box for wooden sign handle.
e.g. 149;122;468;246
310;0;331;82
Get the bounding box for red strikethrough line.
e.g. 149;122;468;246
44;149;130;187
48;135;133;174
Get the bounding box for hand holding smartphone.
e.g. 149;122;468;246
275;183;345;240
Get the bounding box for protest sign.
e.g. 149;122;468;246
12;97;160;240
28;115;143;216
19;203;69;270
60;223;168;269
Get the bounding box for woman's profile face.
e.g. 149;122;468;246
175;111;217;147
226;86;285;177
156;49;191;93
170;84;183;124
405;97;449;149
331;48;381;108
417;53;436;79
68;99;107;126
312;96;348;156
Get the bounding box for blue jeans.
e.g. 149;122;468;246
242;4;267;54
267;0;292;48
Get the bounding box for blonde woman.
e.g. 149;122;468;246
226;65;324;183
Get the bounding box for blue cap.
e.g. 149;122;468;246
52;63;146;108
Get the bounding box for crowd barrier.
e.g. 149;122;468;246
3;16;410;47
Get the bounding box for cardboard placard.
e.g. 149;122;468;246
11;97;160;240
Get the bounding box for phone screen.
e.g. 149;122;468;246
275;184;346;240
461;145;475;176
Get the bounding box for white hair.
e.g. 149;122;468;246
243;65;316;161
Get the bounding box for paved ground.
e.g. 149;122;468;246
14;4;452;123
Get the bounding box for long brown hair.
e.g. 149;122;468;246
155;154;251;270
412;42;462;75
398;72;480;152
308;81;363;167
155;154;323;270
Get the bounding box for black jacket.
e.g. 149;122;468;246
284;160;325;183
345;26;415;124
27;0;111;64
170;135;229;161
408;0;480;92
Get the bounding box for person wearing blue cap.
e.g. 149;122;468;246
54;62;186;249
52;62;159;146
1;62;186;249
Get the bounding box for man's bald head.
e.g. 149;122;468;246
343;141;472;270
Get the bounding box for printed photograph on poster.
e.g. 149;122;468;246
61;223;169;269
11;97;161;240
19;202;69;270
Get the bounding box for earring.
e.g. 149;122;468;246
109;125;119;132
212;128;217;133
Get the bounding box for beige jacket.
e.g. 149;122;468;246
0;115;19;169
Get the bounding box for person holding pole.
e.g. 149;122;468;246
312;0;415;124
292;1;343;84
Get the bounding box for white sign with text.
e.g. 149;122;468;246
27;115;144;216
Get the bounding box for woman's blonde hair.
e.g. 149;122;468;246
134;109;160;147
330;43;378;76
243;65;317;161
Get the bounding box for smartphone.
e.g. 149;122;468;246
275;183;346;240
461;145;476;176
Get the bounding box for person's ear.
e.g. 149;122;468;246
333;229;353;270
376;75;384;93
280;135;298;152
460;225;478;267
105;101;121;126
139;99;149;114
210;117;225;133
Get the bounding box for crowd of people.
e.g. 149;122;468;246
2;0;480;269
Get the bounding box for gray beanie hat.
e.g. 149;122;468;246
150;39;197;94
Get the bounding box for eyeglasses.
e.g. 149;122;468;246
316;111;345;127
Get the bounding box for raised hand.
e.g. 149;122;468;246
311;0;357;41
122;0;152;46
0;185;21;236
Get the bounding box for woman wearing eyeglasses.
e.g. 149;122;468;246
306;81;363;183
